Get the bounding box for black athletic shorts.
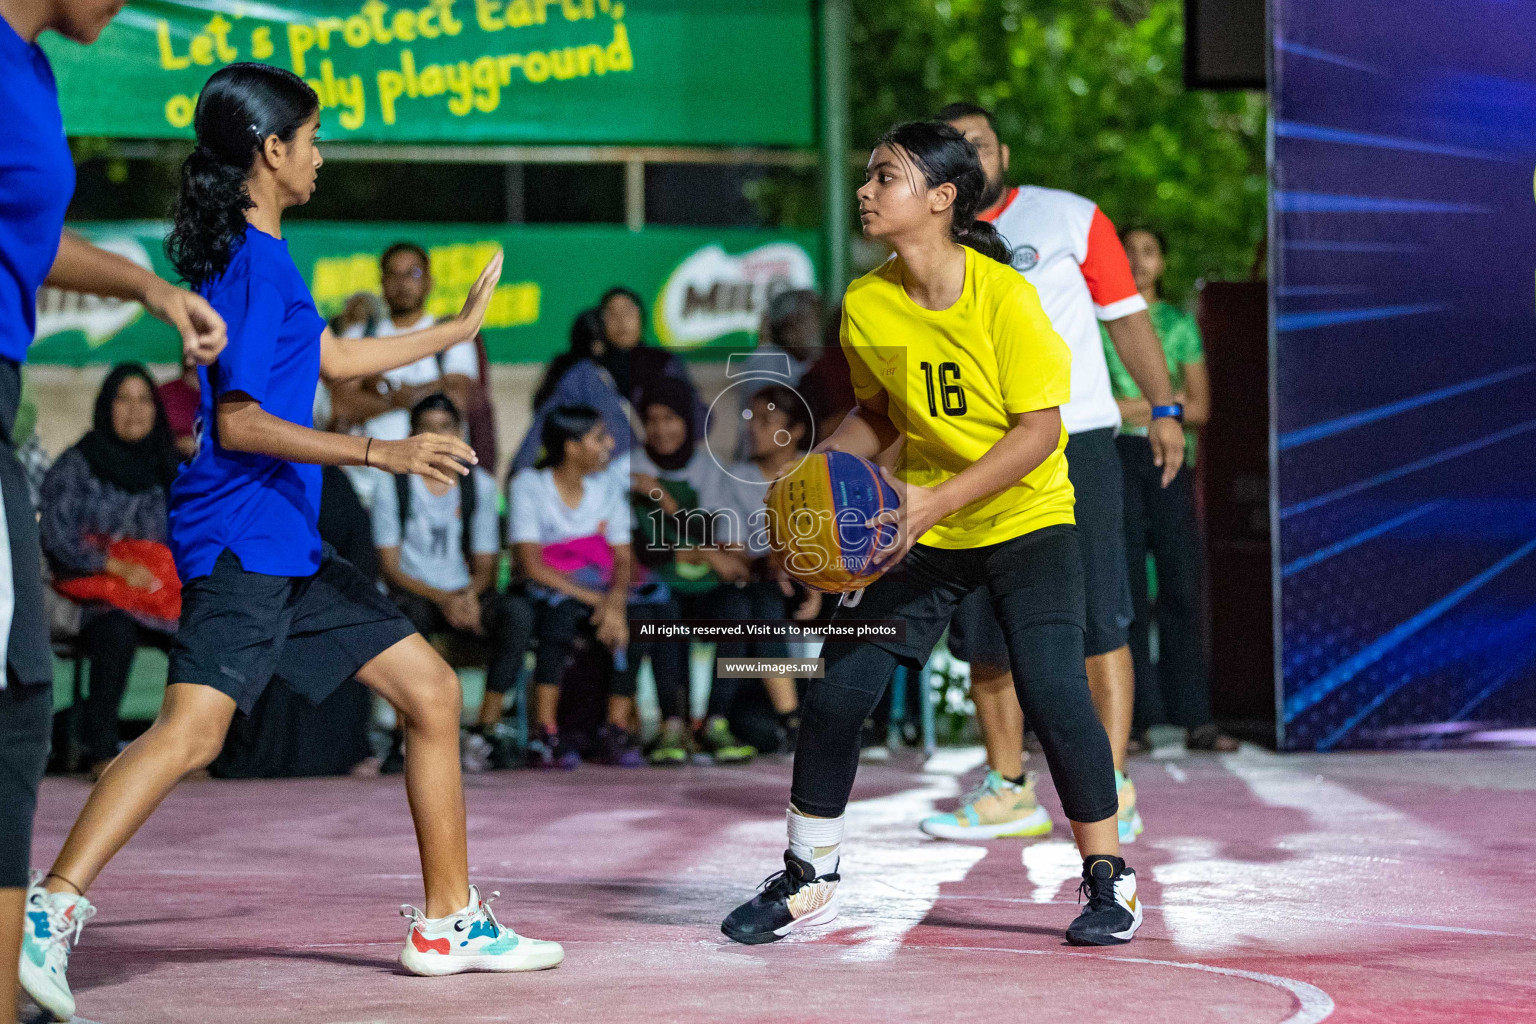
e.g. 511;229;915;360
1;359;51;686
0;681;51;887
949;427;1133;665
168;545;416;714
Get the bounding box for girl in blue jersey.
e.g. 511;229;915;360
21;65;562;1019
4;4;228;1022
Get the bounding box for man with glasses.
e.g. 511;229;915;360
330;242;479;502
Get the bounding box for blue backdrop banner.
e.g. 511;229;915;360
1273;0;1536;749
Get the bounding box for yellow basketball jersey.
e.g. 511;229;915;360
841;245;1075;548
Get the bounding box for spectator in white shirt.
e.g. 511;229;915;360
371;394;533;771
330;243;480;502
509;404;671;770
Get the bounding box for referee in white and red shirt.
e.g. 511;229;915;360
917;103;1185;846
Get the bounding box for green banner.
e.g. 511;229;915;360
41;1;815;147
30;221;818;365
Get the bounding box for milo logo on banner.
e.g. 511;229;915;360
34;236;151;347
654;242;815;350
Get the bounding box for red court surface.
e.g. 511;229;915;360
24;746;1536;1024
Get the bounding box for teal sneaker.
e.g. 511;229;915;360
920;770;1054;840
1117;770;1144;843
18;874;95;1022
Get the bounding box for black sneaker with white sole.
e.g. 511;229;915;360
721;851;840;945
1065;855;1142;946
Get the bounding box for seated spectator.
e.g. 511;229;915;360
716;383;826;750
328;242;482;503
629;379;758;765
40;364;181;777
156;357;200;458
754;289;823;386
514;309;635;474
509;404;676;769
798;302;860;443
371;394;533;771
1106;226;1235;753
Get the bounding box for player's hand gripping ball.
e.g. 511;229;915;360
766;451;901;593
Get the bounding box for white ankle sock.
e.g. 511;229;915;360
786;808;843;877
423;892;477;926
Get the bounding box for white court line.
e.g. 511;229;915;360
865;884;1536;940
924;945;1334;1024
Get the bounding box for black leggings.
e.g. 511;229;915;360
532;596;686;700
790;525;1118;824
80;609;173;764
0;681;51;887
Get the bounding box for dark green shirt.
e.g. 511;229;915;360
1101;300;1203;460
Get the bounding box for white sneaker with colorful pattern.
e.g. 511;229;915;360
399;885;564;976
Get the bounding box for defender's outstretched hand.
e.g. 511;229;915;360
455;250;504;338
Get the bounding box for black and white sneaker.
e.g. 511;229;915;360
721;851;840;945
1065;855;1142;946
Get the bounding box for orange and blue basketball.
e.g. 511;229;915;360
765;451;901;593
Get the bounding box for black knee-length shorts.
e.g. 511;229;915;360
168;546;416;714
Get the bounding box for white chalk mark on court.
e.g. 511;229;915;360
1149;746;1477;954
1164;762;1188;783
928;946;1334;1024
832;754;989;963
710;746;989;962
1021;840;1082;903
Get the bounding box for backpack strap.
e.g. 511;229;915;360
459;469;478;568
394;472;412;541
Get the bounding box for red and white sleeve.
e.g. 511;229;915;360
1080;207;1148;322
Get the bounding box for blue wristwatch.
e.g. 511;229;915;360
1150;403;1184;422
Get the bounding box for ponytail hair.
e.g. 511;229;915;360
873;121;1013;266
166;63;318;288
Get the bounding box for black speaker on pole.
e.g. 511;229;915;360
1185;0;1267;89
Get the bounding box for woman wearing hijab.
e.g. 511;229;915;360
41;364;183;777
596;286;704;431
630;378;759;764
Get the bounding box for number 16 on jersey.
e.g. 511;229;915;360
920;361;967;417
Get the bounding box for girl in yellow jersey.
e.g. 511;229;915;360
721;122;1140;948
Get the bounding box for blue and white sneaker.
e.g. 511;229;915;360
18;874;95;1021
1117;770;1144;844
399;885;564;975
920;771;1054;840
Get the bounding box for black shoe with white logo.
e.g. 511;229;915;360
721;851;841;945
1065;855;1142;946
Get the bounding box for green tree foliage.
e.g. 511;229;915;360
849;0;1266;301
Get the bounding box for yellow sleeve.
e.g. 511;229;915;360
840;304;883;401
993;278;1072;414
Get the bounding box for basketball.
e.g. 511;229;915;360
765;451;901;593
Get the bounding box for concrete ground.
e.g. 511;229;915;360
23;745;1536;1024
